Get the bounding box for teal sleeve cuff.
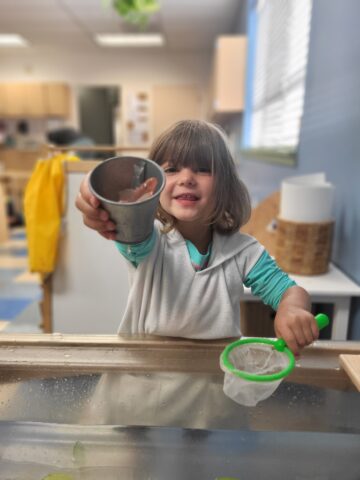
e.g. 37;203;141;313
244;251;297;310
115;228;156;267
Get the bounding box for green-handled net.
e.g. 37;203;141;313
220;313;329;407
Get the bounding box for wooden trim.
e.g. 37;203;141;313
0;337;358;391
65;160;100;173
339;354;360;391
0;182;9;243
0;334;229;347
40;275;52;333
47;144;149;152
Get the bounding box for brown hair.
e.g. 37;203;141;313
149;119;251;234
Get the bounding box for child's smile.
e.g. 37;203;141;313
174;192;200;205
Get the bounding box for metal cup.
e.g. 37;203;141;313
89;155;165;244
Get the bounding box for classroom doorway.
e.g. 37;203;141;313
77;86;120;147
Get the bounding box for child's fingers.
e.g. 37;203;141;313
118;177;158;202
76;194;116;233
296;315;319;346
83;216;115;233
284;336;300;357
282;321;318;356
79;172;99;208
75;192;107;221
310;317;320;340
134;177;158;197
291;322;308;348
75;171;117;240
275;325;299;356
99;230;117;241
303;321;318;345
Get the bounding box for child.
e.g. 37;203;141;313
76;120;318;356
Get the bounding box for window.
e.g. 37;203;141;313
242;0;313;164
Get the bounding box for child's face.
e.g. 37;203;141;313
159;163;215;226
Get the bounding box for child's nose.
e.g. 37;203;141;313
177;168;196;186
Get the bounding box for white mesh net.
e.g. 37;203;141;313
220;343;290;407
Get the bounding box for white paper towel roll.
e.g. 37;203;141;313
280;173;334;223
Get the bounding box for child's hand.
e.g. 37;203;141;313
75;172;117;241
274;287;318;356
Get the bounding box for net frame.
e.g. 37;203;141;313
220;337;296;382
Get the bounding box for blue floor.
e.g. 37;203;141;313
0;268;24;283
10;231;26;240
0;298;34;319
0;230;42;332
0;247;28;257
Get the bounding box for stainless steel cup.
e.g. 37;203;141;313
89;155;165;244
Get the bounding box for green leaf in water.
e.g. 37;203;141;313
72;440;86;466
215;478;241;480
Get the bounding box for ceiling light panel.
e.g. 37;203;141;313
0;34;28;46
95;33;165;47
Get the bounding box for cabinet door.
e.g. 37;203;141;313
1;83;46;117
23;84;46;117
152;85;202;140
212;36;247;114
44;83;71;117
2;84;25;117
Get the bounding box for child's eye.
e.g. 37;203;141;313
163;166;178;174
198;167;212;174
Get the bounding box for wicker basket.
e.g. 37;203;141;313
275;218;334;275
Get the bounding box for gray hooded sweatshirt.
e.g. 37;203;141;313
118;221;264;339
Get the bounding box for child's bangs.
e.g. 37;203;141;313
160;135;215;173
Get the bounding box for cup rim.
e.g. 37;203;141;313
88;155;166;206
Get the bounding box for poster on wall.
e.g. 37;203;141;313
124;90;151;146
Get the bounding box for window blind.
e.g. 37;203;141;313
249;0;312;150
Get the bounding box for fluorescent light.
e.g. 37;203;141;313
0;34;28;47
95;33;164;47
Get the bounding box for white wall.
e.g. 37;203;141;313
0;50;211;86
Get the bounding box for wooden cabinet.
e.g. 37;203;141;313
1;84;25;117
23;84;47;116
208;35;247;119
44;83;71;117
0;83;71;118
152;85;202;139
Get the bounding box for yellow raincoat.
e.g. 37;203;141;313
24;152;79;275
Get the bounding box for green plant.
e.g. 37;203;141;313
111;0;160;28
